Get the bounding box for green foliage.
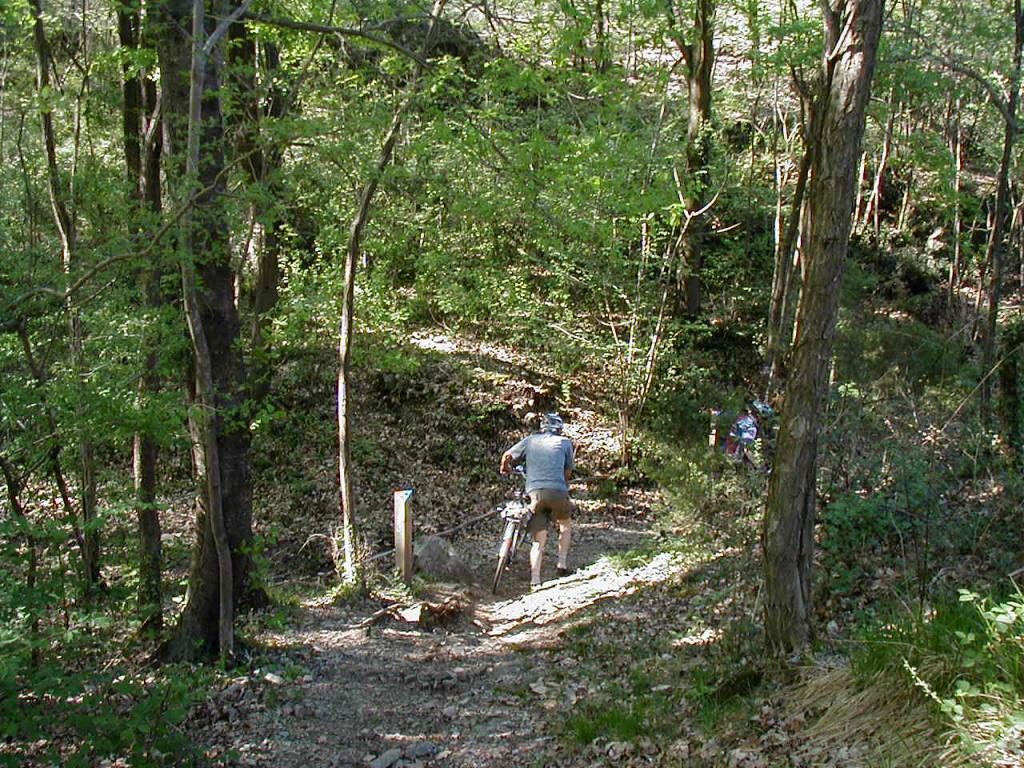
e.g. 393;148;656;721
835;308;965;392
852;591;1024;762
687;658;761;732
0;664;207;766
819;491;900;595
566;700;649;743
641;443;714;516
558;628;686;747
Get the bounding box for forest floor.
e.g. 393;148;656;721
187;497;710;768
184;487;907;768
182;498;954;768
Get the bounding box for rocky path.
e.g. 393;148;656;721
192;516;685;767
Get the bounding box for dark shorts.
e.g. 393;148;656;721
526;489;574;533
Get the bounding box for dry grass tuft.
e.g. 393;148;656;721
785;662;973;767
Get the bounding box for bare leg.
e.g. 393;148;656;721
530;528;547;585
557;519;571;570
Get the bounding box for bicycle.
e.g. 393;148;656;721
492;468;532;594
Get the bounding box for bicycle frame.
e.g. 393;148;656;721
491;470;532;594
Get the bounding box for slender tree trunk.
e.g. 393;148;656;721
742;0;764;183
337;102;409;586
852;150;867;234
674;0;715;317
897;164;915;233
594;0;610;72
16;324;87;575
336;0;446;584
28;0;101;591
980;0;1023;422
228;27;286;404
119;0;165;632
0;458;40;669
762;0;884;657
947;101;963;320
998;320;1024;462
859;88;895;239
1015;201;1024;289
767;140;811;392
614;220;674;466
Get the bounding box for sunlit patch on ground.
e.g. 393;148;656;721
672;627;721;647
485;551;682;635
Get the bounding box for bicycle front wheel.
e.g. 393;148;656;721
492;523;516;594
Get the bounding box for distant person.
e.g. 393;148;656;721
724;399;774;465
725;406;759;459
500;412;575;588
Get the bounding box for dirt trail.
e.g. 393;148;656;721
194;515;684;767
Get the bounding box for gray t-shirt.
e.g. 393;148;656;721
506;432;574;493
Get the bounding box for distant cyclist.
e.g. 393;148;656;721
500;412;575;588
724;400;774;464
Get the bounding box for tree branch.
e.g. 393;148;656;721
927;52;1015;129
244;13;430;68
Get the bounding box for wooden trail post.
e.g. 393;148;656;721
394;489;414;584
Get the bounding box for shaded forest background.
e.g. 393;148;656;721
2;0;1024;764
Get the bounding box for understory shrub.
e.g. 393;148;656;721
852;591;1024;764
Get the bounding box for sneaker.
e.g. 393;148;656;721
556;567;573;578
530;581;543;591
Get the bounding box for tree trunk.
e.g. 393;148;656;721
1015;201;1024;289
998;319;1024;462
766;141;811;392
980;0;1023;423
157;0;256;661
675;0;714;317
228;27;286;405
947;100;963;321
594;0;610;72
16;324;87;578
896;163;914;233
336;0;446;584
762;0;884;657
859;88;895;239
0;457;40;669
119;0;165;632
852;150;867;238
337;100;408;587
28;0;101;591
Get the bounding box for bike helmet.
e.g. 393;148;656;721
540;412;564;434
751;400;774;418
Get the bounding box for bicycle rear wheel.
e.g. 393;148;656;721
492;522;516;594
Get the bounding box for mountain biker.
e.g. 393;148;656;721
724;400;774;462
499;412;575;588
725;406;759;459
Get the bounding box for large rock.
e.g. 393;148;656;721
414;535;474;584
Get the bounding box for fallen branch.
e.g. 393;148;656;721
354;603;402;628
353;594;466;629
